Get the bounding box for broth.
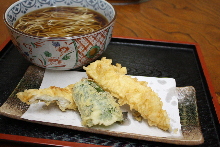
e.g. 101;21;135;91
14;6;109;37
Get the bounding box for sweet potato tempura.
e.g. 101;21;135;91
83;57;170;131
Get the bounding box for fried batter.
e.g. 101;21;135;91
16;84;77;111
83;57;170;131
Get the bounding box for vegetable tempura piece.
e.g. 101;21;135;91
83;57;170;131
73;79;123;127
16;84;77;111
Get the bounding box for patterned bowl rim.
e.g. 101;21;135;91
3;0;116;40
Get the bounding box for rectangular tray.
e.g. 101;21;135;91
0;37;220;146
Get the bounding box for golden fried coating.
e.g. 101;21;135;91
16;84;77;111
83;57;170;131
73;79;123;127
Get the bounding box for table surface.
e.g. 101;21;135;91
0;0;220;146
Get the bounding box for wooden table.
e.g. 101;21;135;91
0;0;220;146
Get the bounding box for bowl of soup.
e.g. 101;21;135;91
4;0;116;70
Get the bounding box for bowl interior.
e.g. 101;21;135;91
5;0;115;28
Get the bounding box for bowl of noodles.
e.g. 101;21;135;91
4;0;116;70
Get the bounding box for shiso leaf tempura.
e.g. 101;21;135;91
73;79;123;127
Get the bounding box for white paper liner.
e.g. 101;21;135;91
21;69;182;138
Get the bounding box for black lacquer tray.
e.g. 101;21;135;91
0;37;219;146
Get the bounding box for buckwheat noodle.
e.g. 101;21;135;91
14;7;108;37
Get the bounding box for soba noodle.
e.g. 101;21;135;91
14;7;109;37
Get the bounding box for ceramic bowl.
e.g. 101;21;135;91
4;0;116;70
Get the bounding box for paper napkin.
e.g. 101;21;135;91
21;69;182;138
